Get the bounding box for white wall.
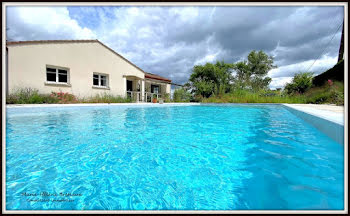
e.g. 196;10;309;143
7;41;145;98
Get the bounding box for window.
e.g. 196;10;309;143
46;66;69;83
151;84;160;94
93;73;109;87
127;80;133;91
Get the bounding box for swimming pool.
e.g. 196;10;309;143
5;104;344;210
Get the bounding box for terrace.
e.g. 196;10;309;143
124;72;172;102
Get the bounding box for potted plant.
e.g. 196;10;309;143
152;94;157;103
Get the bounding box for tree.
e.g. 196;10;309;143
173;88;192;102
232;61;250;89
186;51;275;98
213;61;235;95
232;50;276;91
284;72;314;94
188;61;234;98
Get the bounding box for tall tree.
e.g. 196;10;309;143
189;61;234;98
232;50;276;91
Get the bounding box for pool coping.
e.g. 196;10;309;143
5;102;201;108
282;104;344;144
282;104;344;125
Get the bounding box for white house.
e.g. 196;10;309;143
5;40;172;102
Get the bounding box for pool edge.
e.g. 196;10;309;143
6;102;201;108
282;104;344;145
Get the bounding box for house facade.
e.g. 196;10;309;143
6;40;172;102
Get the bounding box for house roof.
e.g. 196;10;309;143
145;72;172;83
6;39;172;83
6;40;97;45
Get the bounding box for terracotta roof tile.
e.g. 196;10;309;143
145;72;172;83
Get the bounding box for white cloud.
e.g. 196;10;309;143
268;55;338;89
269;77;293;89
269;55;338;79
194;52;219;65
169;7;199;22
7;7;96;40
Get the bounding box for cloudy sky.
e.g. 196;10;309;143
6;5;344;89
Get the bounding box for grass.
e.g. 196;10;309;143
81;93;132;103
202;81;344;105
304;81;344;105
202;90;307;104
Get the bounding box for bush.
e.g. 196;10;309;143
82;93;132;103
304;81;344;105
258;89;280;97
6;88;133;104
173;88;192;102
306;91;343;105
285;72;314;95
332;91;344;105
6;87;59;104
50;91;77;104
202;89;306;104
163;93;171;102
306;92;332;104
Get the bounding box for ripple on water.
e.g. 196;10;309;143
6;105;344;210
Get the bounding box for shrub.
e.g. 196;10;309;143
332;91;344;105
304;81;344;105
285;72;314;95
163;93;171;102
83;93;132;103
306;92;332;104
202;89;306;104
6;87;59;104
50;91;77;104
173;88;192;102
258;89;279;97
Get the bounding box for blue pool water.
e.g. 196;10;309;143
6;104;344;210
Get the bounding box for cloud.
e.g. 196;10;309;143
270;77;293;90
268;55;338;89
6;6;96;41
269;55;338;78
6;5;344;87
